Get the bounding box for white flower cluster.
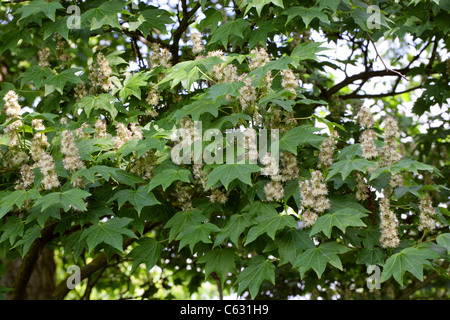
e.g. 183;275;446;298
210;189;228;204
75;122;91;139
173;182;194;212
130;151;157;180
355;172;368;201
148;43;171;69
380;116;402;167
2;90;23;147
29;132;60;190
418;194;437;232
318;130;339;169
14;164;35;190
61;130;84;172
208;50;239;84
299;170;330;227
379;197;400;248
113;122;142;149
280;151;299;182
94;119;107;139
146;83;163;118
249;47;270;70
357;106;375;129
281;69;298;95
261;153;283;202
238;76;257;110
32;119;45;131
190;32;204;54
54;33;72;66
89;52;114;92
38;48;51;68
360;129;378;159
74;83;87;102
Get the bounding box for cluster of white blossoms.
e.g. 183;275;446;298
148;43;171;69
29;132;60;190
267;108;297;133
53;33;72;66
299;171;330;227
74;83;87;102
360;129;378;159
89;52;114;92
173;182;194;212
94;119;107;139
61;130;84;172
238;76;257;110
2;90;24;147
249;47;270;70
356;106;378;160
113;122;142;149
318;130;339;169
261;153;283;201
280;69;298;95
190;32;204;54
15;164;35;190
357;107;378;159
38;48;51;68
31;119;45;131
380;116;402;165
379;197;400;248
130;151;157;180
75;122;91;139
208;50;239;84
210;189;228;204
145;83;163;118
355;172;368;201
418;194;437;231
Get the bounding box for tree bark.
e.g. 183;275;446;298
0;247;56;300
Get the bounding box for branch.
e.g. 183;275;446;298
11;224;56;300
51;222;161;300
339;86;422;100
366;32;408;81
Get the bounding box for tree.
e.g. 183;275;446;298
0;0;449;300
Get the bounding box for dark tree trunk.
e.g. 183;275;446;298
0;247;56;300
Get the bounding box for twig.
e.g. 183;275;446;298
366;32;408;81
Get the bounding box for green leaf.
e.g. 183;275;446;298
0;189;41;219
310;208;367;238
279;125;324;154
380;247;439;286
81;1;126;30
71;165;117;184
13;226;41;257
245;211;297;245
198;248;240;285
356;247;386;266
0;217;24;246
316;0;340;12
213;213;253;247
80;217;137;253
77;94;118;119
15;0;63;22
33;189;91;212
210;19;250;47
42;68;83;95
117;136;165;158
110;169;146;187
19;66;52;88
137;7;174;36
110;186;160;215
327;158;378;181
174;94;227;121
390;159;441;176
164;209;207;242
207;82;245;101
236;255;275;299
128;237;163;273
198;9;223;33
241;201;278;217
176;222;220;253
436;234;450;255
244;0;284;16
275;229;315;266
147;168;191;191
290;42;330;65
205;164;261;190
119;72;151;101
294;242;351;278
285;7;329;27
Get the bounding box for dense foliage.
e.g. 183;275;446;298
0;0;449;300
